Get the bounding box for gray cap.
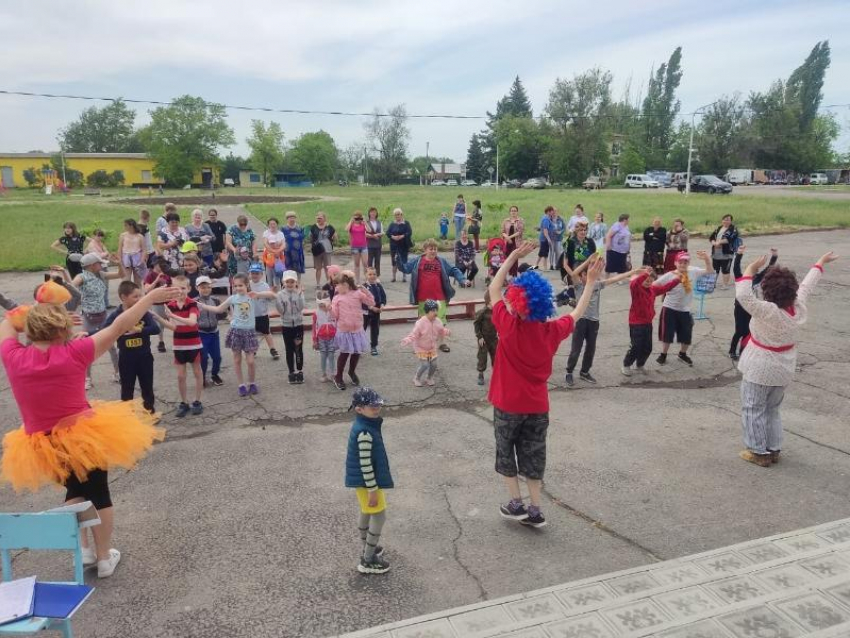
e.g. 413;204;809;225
80;253;107;267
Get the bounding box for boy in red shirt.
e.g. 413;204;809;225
621;267;682;375
162;276;204;417
488;240;604;528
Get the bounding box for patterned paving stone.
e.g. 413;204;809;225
693;552;752;577
752;563;816;592
448;605;514;638
599;599;671;636
654;586;725;621
651;564;711;588
797;554;850;580
773;533;830;554
503;629;548;638
505;594;567;625
704;576;772;605
604;571;663;597
737;542;789;565
654;619;731;638
773;592;850;632
391;619;456;638
554;583;615;612
543;612;618;638
716;606;803;638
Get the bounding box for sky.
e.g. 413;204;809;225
1;0;848;163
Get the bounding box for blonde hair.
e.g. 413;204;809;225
422;238;438;250
25;304;74;343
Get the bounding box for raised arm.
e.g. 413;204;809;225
488;240;536;301
569;256;603;321
798;251;838;304
195;298;231;315
602;267;639;287
752;249;778;287
696;249;711;272
91;287;178;358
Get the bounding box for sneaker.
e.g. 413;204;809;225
333;376;346;391
729;351;739;361
157;342;166;353
249;383;259;395
499;500;529;521
85;377;93;390
520;510;548;528
371;347;378;356
320;375;329;383
678;352;693;366
425;377;435;386
349;372;360;386
191;401;203;416
270;348;280;361
238;385;248;398
579;371;597;384
770;450;781;464
211;374;224;386
439;344;451;353
621;365;633;377
477;373;485;386
175;402;191;418
565;372;574;387
656;353;667;365
296;372;304;384
739;450;771;467
413;376;424;387
635;366;647;375
357;554;390;574
81;545;97;566
97;549;121;578
288;373;297;385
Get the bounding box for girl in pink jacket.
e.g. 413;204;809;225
330;270;375;390
401;299;451;387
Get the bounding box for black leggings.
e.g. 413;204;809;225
336;353;360;379
363;313;380;348
119;353;155;413
281;325;304;374
65;468;112;510
730;302;751;355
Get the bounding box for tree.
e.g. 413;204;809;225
246;120;286;185
480;76;534;171
618;143;646;177
641;47;684;167
696;95;747;175
220;152;246;183
364;105;410;185
60;99;139;153
338;143;365;183
22;167;41;188
287;130;339;183
86;170;111;187
144;95;235;187
465;134;486;183
545;67;613;185
492;115;546;181
786;41;830;130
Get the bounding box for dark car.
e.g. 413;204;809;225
678;174;733;194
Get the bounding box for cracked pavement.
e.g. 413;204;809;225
0;230;848;638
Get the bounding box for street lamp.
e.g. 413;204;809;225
685;102;716;197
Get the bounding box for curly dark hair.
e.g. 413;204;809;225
760;266;798;309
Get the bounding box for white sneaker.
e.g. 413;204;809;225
97;549;121;578
621;365;633;377
636;366;647;375
81;546;96;566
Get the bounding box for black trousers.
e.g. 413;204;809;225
477;339;497;372
363;312;380;348
566;318;599;374
281;325;304;374
367;247;382;276
730;302;752;355
119;352;155;412
623;324;653;368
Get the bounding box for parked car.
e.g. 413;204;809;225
625;174;660;188
504;179;523;189
678;175;733;194
446;179;459;187
521;178;546;189
582;175;606;190
460;179;477;186
430;179;446;186
809;173;829;185
480;180;494;188
647;171;672;187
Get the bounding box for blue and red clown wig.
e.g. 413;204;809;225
504;270;555;322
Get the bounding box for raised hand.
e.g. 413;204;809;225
585;256;605;283
150;286;180;305
514;240;537;259
817;251;839;265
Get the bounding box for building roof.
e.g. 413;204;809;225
0;152;149;159
429;162;464;175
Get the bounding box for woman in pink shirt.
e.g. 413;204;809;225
0;281;177;578
330;270;375;390
347;211;369;284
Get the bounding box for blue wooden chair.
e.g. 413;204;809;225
0;510;92;637
694;273;718;320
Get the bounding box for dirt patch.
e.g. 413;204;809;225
116;195;321;206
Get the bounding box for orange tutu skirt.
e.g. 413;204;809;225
1;400;166;493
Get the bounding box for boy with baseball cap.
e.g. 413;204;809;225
195;275;224;387
345;387;393;574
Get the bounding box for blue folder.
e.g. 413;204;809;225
32;583;93;619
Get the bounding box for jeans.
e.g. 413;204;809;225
453;216;465;239
741;380;785;455
363;312;381;349
200;331;222;378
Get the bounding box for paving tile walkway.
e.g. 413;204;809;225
339;517;850;638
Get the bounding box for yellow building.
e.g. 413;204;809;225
0;152;217;188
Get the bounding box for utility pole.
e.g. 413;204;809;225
425;141;430;186
685;102;715;197
496;144;500;190
363;146;368;186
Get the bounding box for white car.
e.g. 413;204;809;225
430;180;446;186
521;178;546;189
460;179;477;186
625;174;660;188
809;173;829;185
480;180;494;187
446;179;459;187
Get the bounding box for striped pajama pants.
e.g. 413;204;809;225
740;379;786;455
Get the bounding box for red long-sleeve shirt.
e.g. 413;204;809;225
628;273;680;325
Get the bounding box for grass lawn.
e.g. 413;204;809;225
1;185;848;271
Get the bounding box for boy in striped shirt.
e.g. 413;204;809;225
344;387;393;574
163;276;204;417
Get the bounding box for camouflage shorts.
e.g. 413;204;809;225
493;407;550;480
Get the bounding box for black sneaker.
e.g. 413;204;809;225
296;371;304;384
357;554;390;574
349;372;360;386
678;352;694;366
191;401;203;416
477;373;485;386
288;373;297;385
270;348;280;361
579;371;597;384
565;372;575;387
211;374;224;386
371;347;378;356
333;376;346;391
520;510;548;528
175;402;190;418
157;342;167;353
729;351;739;361
499;501;529;521
656;353;667;365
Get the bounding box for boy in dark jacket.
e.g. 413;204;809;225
345;387;393;574
195;276;223;386
362;267;387;356
473;290;498;385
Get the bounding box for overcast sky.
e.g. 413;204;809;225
1;0;848;162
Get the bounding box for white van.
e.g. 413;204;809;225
625;174;660;188
810;173;828;185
